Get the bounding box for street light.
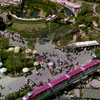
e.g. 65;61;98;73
48;21;50;34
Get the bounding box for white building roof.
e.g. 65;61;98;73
68;40;99;47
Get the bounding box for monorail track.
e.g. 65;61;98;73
33;64;100;100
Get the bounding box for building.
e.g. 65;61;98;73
83;89;100;100
68;40;99;48
0;0;22;6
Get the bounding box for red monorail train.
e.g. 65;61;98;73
23;60;100;100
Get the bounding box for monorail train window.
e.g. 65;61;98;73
88;64;99;70
71;72;82;80
95;63;99;66
53;79;69;90
85;63;99;73
36;89;48;98
86;67;93;71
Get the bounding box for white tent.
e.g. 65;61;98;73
0;68;7;73
22;68;29;73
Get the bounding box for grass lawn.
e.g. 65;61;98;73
7;26;38;38
76;28;100;43
87;28;100;43
12;23;46;31
45;22;59;31
8;18;59;37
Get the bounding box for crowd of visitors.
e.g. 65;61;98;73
0;29;25;43
0;32;96;99
25;46;94;90
40;50;82;76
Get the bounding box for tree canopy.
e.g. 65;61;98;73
84;0;100;3
0;38;9;49
6;54;23;74
94;48;100;59
27;40;35;49
0;17;6;31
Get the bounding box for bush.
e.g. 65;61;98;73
92;16;99;23
0;38;9;49
98;23;100;28
94;48;100;59
7;94;15;100
5;0;61;18
27;40;35;49
0;17;6;31
7;88;33;100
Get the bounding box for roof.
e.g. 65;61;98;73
68;40;99;47
83;89;100;99
79;24;86;27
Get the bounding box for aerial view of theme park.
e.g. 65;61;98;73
0;0;100;100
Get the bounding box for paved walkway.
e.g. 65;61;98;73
0;42;93;96
51;0;81;8
51;0;82;17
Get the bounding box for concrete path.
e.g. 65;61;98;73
0;42;93;97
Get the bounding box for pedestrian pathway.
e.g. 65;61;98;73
0;42;93;97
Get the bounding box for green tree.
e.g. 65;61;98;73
6;55;23;75
70;25;79;35
0;38;9;49
92;16;99;23
0;17;6;31
17;52;25;62
27;40;35;49
76;16;85;25
0;50;9;60
94;48;100;59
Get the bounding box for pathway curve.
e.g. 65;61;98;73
51;0;82;17
93;4;98;16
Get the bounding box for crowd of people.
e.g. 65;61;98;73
20;78;51;89
28;47;93;90
0;29;25;44
41;50;81;76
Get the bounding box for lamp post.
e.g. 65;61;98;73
49;21;51;34
57;92;60;100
